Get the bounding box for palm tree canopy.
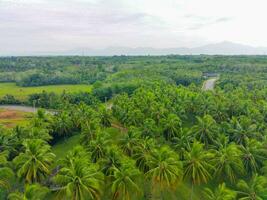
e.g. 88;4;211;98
161;113;182;141
110;160;142;200
240;139;267;174
54;157;104;200
183;141;214;185
8;184;50;200
212;143;244;183
237;174;267;200
146;146;183;189
118;126;141;157
0;167;14;191
203;183;236;200
191;115;218;147
13;139;55;184
87;132;111;163
134;137;156;173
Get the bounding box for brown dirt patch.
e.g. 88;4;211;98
0;110;23;119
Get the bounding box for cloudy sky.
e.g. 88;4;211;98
1;0;267;54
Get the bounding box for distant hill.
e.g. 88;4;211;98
2;41;267;56
191;41;267;55
62;41;267;56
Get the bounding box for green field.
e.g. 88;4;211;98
0;83;92;100
52;134;81;161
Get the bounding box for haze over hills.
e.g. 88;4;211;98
2;41;267;56
67;41;267;56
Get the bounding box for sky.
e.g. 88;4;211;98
1;0;267;54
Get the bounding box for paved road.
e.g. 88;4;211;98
0;105;55;114
202;78;218;91
0;105;37;112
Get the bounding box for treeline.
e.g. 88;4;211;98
0;56;205;87
16;69;108;87
0;91;99;109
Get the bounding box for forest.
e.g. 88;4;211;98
0;55;267;200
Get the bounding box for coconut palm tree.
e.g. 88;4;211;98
0;150;14;191
58;145;89;168
261;160;267;176
110;161;142;200
25;127;52;142
183;141;214;200
134;137;156;173
228;116;258;146
161;114;181;141
112;94;131;124
126;108;144;126
13;139;55;184
87;132;111;163
99;146;122;176
141;118;158;138
30;108;52;129
118;127;141;157
1;128;21;155
80;119;100;146
236;174;267;200
212;142;244;183
203;183;236;200
172;128;193;160
70;103;96;130
150;105;167;125
0;150;8;165
208;96;228;122
190;115;218;147
54;157;103;200
240;139;267;174
146;146;183;197
0;167;14;191
52;111;73;138
98;105;112;127
8;184;50;200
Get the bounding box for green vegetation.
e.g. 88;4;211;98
0;83;92;100
0;55;267;200
52;134;81;160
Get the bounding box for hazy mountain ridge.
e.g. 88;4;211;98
63;41;267;56
2;41;267;56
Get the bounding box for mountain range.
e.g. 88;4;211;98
62;41;267;56
3;41;267;56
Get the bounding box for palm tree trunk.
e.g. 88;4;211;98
190;183;194;200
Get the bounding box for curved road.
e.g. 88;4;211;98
202;78;218;91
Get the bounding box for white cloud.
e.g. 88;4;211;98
0;0;267;54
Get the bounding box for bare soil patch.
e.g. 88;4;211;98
0;110;23;119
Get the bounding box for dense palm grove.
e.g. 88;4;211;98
1;56;267;199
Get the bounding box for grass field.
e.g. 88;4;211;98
0;83;92;100
52;134;81;161
52;127;122;161
0;108;33;128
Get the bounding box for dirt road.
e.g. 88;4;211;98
202;78;218;91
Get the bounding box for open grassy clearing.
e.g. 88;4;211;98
52;134;81;161
0;108;33;128
0;82;92;100
52;127;122;161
